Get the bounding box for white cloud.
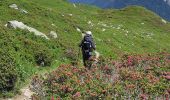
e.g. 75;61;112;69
164;0;170;6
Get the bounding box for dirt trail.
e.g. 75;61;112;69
1;85;34;100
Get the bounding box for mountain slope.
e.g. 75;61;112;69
0;0;170;98
69;0;170;21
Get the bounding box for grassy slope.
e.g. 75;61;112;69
1;0;170;57
0;0;170;97
32;0;170;58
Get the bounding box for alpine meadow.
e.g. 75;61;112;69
0;0;170;99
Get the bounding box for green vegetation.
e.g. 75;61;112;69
0;49;17;92
34;53;170;99
0;0;170;98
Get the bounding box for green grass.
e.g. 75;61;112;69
0;0;170;97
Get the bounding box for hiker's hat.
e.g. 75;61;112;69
85;31;92;35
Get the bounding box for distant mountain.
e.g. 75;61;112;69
69;0;170;21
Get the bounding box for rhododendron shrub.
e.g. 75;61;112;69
35;53;170;99
42;64;117;99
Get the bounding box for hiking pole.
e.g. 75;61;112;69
76;48;81;66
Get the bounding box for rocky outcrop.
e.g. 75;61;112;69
9;4;28;14
6;20;49;39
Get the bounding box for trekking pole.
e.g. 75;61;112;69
78;48;81;62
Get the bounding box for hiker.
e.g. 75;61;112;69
79;31;96;69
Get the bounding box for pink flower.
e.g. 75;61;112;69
163;75;170;80
139;94;148;100
112;61;116;65
73;92;81;98
51;96;54;100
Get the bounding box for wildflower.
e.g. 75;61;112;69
51;96;54;100
68;87;73;92
96;74;100;79
165;93;170;100
163;75;170;80
144;66;153;70
102;90;107;94
167;88;170;94
162;72;170;75
126;84;135;90
66;72;72;77
77;79;81;84
139;94;148;100
56;97;61;100
86;89;91;93
73;92;81;98
90;92;97;97
112;61;116;65
85;79;90;83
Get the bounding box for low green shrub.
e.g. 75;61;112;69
34;48;54;67
0;49;18;92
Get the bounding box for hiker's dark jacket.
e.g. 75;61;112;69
79;34;96;51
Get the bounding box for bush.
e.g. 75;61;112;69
0;49;18;92
34;53;170;99
35;64;116;99
64;48;78;65
34;48;54;67
64;48;78;61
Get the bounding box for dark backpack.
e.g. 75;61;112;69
82;35;92;51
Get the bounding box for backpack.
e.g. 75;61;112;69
82;35;92;52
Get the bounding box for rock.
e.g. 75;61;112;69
76;27;81;32
102;24;107;27
88;21;92;24
49;31;57;38
73;4;77;8
9;4;18;10
96;38;102;42
141;23;145;25
4;24;7;27
20;9;28;14
113;33;116;35
102;28;106;32
6;20;49;39
162;19;167;24
51;23;55;26
117;27;120;30
6;20;26;29
9;4;28;14
69;14;73;16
